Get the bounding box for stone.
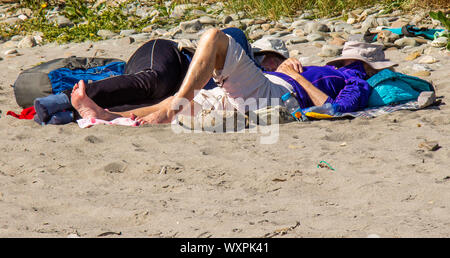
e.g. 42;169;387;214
329;36;346;46
394;37;417;48
287;37;308;45
412;63;432;72
411;71;431;77
2;17;21;25
307;33;325;42
305;22;329;34
361;15;378;31
377;30;400;44
170;4;193;18
18;14;28;21
97;29;117;39
417;91;436;108
347;18;356;24
290;20;308;28
4;49;17;55
334;23;353;34
141;25;154;33
404;51;422;61
114;37;134;46
199;16;217;25
1;41;18;49
120;29;136;37
222;15;233;24
293;28;306;37
179;19;202;33
17;36;36;48
56;15;73;28
261;23;271;31
318;45;342;57
418;141;440;151
391;20;408;28
132;33;152;43
418;55;438;64
413;37;428;45
431;37;448;48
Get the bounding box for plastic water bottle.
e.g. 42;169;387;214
281;92;305;121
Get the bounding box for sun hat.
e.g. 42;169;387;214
326;41;396;70
251;37;289;60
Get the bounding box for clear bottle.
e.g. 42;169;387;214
281;92;304;121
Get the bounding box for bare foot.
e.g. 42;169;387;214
71;80;120;121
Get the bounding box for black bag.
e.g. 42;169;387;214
13;56;124;108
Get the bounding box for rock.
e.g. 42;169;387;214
2;17;21;25
132;33;152;43
348;34;365;42
141;25;154;33
114;36;134;46
376;18;390;27
199;16;217;25
4;49;17;55
331;37;347;47
394;37;417;48
417;91;436;108
412;63;432;72
404;51;422;61
318;45;342;57
119;29;136;37
261;23;271;31
287;37;308;45
418;141;440;151
289;49;301;57
1;41;18;49
347;18;356;24
377;30;400;44
431;37;448;48
191;9;207;16
17;36;36;48
18;14;28;21
97;29;117;39
411;71;431;77
361;15;378;32
222;15;233;24
293;28;306;37
305;22;329;34
290;20;308;28
334;23;353;34
170;4;193;18
413;37;428;45
56;15;73;28
307;33;325;42
391;20;408;28
418;55;438;64
179;19;202;33
33;35;43;45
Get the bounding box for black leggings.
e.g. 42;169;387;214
70;39;191;112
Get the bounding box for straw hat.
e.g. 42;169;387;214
326;41;396;70
251;37;289;60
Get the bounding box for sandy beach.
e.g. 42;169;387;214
1;8;450;237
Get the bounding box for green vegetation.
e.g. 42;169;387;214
0;0;449;45
429;11;450;49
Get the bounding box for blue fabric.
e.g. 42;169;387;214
266;61;371;113
367;69;433;107
373;26;445;41
49;61;125;95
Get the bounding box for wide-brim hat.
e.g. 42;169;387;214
251;37;289;60
326;41;397;70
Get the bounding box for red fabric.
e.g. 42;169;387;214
6;106;36;120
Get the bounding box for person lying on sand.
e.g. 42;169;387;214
71;29;396;124
58;27;254;118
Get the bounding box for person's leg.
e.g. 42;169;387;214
137;28;230;124
69;39;190;111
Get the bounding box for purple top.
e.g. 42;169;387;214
267;61;371;113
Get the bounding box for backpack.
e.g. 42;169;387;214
13;56;125;108
367;69;434;107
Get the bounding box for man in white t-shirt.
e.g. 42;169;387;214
70;28;309;123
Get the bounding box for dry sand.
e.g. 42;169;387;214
0;37;450;238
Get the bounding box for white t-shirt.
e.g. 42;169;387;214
193;35;292;114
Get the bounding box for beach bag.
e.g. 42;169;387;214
367;69;433;107
13;56;125;108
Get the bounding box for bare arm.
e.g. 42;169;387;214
276;59;328;106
